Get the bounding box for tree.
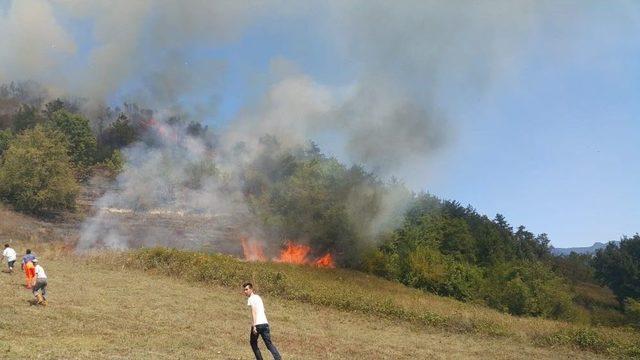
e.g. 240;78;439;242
48;110;97;169
0;125;79;213
12;104;41;133
592;235;640;302
42;98;78;120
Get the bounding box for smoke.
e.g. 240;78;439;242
77;120;252;251
2;0;590;169
0;0;75;83
4;1;633;256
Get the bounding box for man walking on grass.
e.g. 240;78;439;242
243;282;282;360
2;244;16;273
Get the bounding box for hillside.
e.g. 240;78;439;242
551;242;619;256
1;207;639;359
0;247;611;360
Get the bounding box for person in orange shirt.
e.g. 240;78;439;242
21;249;36;288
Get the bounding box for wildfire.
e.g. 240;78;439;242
277;242;310;264
240;238;335;268
314;253;334;268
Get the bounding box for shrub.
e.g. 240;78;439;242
0;125;79;213
482;261;578;320
404;245;447;293
441;261;483;301
102;149;124;177
360;248;401;280
624;297;640;328
538;328;616;354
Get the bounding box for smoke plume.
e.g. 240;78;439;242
3;1;633;257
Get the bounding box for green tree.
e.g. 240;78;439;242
42;98;77;120
12;104;41;133
48;110;97;169
592;235;640;302
0;125;79;213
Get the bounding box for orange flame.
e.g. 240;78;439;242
240;238;335;268
275;242;335;268
277;242;311;264
314;253;335;268
240;237;266;261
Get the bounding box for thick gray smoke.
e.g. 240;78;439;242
3;1;633;253
77;120;255;252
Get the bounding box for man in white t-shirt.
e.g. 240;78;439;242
31;258;48;305
2;244;17;273
243;282;281;360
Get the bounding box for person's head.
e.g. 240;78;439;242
26;249;31;254
32;258;38;264
4;244;8;248
242;282;254;297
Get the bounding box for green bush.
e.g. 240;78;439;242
441;261;483;301
360;248;401;280
0;125;79;213
482;261;578;320
538;328;616;354
402;245;483;301
404;245;447;293
624;297;640;328
101;149;124;177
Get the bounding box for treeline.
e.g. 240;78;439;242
237;137;639;325
0;82;212;214
0;82;637;327
0;103;121;212
241;142;576;319
0;83;150;213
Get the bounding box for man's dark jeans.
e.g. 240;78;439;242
250;324;281;360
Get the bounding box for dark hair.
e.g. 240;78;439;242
26;249;31;254
242;282;253;289
4;244;8;248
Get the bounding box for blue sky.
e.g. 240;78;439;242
1;1;638;248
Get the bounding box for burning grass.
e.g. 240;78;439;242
240;237;335;268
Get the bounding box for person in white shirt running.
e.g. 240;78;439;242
31;258;47;305
2;244;17;273
243;282;281;360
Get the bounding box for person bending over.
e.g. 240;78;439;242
31;258;47;305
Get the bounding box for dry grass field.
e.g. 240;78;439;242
0;205;638;359
0;254;611;360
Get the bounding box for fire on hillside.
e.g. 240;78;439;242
241;237;335;268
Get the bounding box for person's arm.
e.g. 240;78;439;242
250;300;258;333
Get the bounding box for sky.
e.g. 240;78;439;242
1;0;639;248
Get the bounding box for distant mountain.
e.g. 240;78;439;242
551;241;619;256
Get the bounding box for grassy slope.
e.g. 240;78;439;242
0;255;605;360
0;205;637;359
